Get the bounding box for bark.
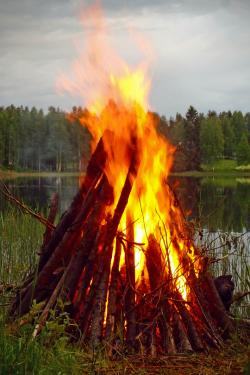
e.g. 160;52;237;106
148;323;157;358
158;305;177;354
173;290;204;352
105;239;122;346
32;259;72;338
71;226;106;319
146;234;167;292
201;268;236;339
60;176;113;305
125;212;136;352
77;247;107;338
172;307;193;352
172;236;222;345
90;140;142;347
146;234;176;354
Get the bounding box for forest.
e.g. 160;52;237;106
1;103;250;172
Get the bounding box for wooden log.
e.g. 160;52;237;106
71;225;106;319
172;306;193;352
10;194;59;315
171;235;222;346
105;239;122;352
201;267;236;339
38;130;112;271
148;323;157;358
125;212;136;352
146;234;167;291
32;259;73;338
173;290;204;352
146;234;176;354
60;176;113;305
13;172;102;317
90;140;142;347
77;247;107;340
112;266;125;354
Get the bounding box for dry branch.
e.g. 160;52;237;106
90;139;142;347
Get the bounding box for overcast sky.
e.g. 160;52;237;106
1;0;250;118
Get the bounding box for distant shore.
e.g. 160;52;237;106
1;170;250;179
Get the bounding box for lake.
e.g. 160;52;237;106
1;174;250;234
1;173;250;314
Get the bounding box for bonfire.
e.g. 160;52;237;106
7;2;236;356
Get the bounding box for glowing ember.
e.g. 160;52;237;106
56;1;192;300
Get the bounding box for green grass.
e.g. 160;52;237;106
0;171;85;178
0;207;45;285
201;159;238;172
1;207;250;374
172;159;250;176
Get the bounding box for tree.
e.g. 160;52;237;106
236;133;250;166
200;116;224;167
182;106;203;170
220;116;234;158
45;116;73;172
230;111;246;148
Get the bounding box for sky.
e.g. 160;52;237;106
0;0;250;119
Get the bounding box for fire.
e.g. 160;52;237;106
56;1;193;300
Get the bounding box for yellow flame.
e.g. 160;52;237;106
56;1;194;301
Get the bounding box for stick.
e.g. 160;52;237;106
105;239;122;352
125;211;137;352
210;248;237;263
172;306;193;352
0;180;55;230
71;226;106;319
13;172;102;317
32;259;72;338
173;290;204;352
145;234;176;354
90;139;142;347
60;175;113;305
201;267;236;339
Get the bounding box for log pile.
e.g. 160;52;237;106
9;128;236;355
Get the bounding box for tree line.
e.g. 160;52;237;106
156;106;250;171
1;104;250;172
0;105;92;172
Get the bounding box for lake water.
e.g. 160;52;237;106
1;174;250;234
1;174;250;313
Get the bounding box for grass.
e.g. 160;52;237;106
172;159;250;177
0;171;85;178
1;207;250;374
201;159;238;172
0;206;45;285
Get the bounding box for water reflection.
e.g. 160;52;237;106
1;175;250;233
0;176;80;214
168;176;250;233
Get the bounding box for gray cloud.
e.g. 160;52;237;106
0;0;250;117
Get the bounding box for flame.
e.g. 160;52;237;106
56;1;194;300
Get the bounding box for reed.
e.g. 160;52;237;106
1;205;250;374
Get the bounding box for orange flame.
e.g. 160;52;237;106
56;2;193;300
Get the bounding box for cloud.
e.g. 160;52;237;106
0;0;250;117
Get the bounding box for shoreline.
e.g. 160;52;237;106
1;170;250;178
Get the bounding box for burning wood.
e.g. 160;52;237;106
8;125;236;356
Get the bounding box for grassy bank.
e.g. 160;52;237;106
1;159;250;179
172;159;250;177
1;207;250;374
0;171;85;178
